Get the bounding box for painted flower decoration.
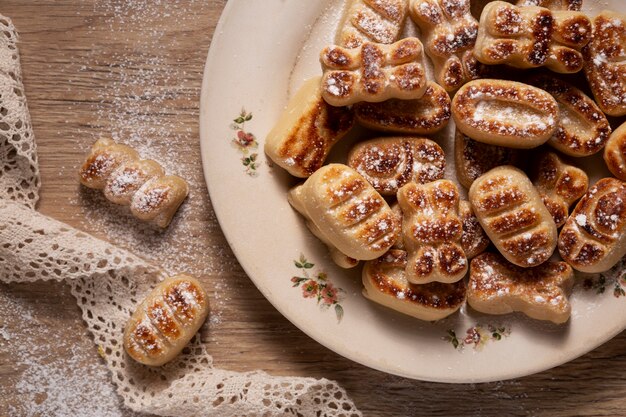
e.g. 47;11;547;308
290;254;345;322
230;108;259;176
444;324;510;351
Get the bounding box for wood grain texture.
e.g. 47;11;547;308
1;1;626;416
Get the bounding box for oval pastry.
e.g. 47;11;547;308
265;77;354;178
452;79;558;148
124;275;209;366
353;82;451;135
531;75;611;157
558;178;626;273
288;164;399;267
397;180;467;284
362;249;466;321
347;136;445;196
454;129;521;189
468;252;574;324
459;200;490;260
531;151;588;228
604;122;626;181
469;166;558;268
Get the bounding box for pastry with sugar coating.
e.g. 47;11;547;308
531;75;611;157
558;178;626;273
409;0;479;91
469;165;557;268
468;252;574;324
336;0;409;48
454;129;521;189
452;79;558;148
289;164;399;268
474;1;591;73
531;151;588;228
353;82;450;135
320;37;428;107
265;77;354;178
582;11;626;117
79;138;188;228
515;0;581;11
347;136;445;196
604;122;626;181
459;200;490;259
397;180;467;284
124;275;209;366
362;249;466;321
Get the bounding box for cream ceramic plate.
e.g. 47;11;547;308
200;1;626;382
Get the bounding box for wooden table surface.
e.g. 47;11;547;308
1;1;626;416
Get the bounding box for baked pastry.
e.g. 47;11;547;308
474;1;591;73
397;180;467;284
515;0;581;11
468;252;574;324
469;165;557;268
604;122;626;181
391;203;405;249
124;275;209;366
79;138;189;228
336;0;409;48
454;129;521;189
347;136;445;196
531;75;611;157
558;178;626;273
362;249;466;321
353;82;450;135
459;200;490;259
531;151;588;228
288;164;398;268
409;0;479;91
265;77;354;178
452;79;558;148
320;37;428;107
582;11;626;117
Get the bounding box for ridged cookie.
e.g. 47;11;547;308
347;136;445;196
469;166;557;267
289;164;398;268
468;252;573;324
363;249;466;321
559;178;626;273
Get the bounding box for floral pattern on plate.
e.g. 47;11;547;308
230;108;259;176
445;324;511;351
291;254;345;322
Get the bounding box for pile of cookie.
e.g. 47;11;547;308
266;0;626;325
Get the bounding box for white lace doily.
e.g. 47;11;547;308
0;14;360;417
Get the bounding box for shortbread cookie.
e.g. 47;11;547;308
362;249;466;321
559;178;626;273
532;152;588;227
265;77;354;178
604;122;626;181
353;82;450;135
320;37;428;107
397;180;467;284
454;130;521;189
409;0;479;91
583;11;626;117
452;79;558;148
288;164;398;268
124;275;209;366
475;1;591;73
347;136;445;196
516;0;581;11
336;0;409;48
469;166;558;267
531;75;611;157
459;200;490;259
468;252;574;324
79;138;189;228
